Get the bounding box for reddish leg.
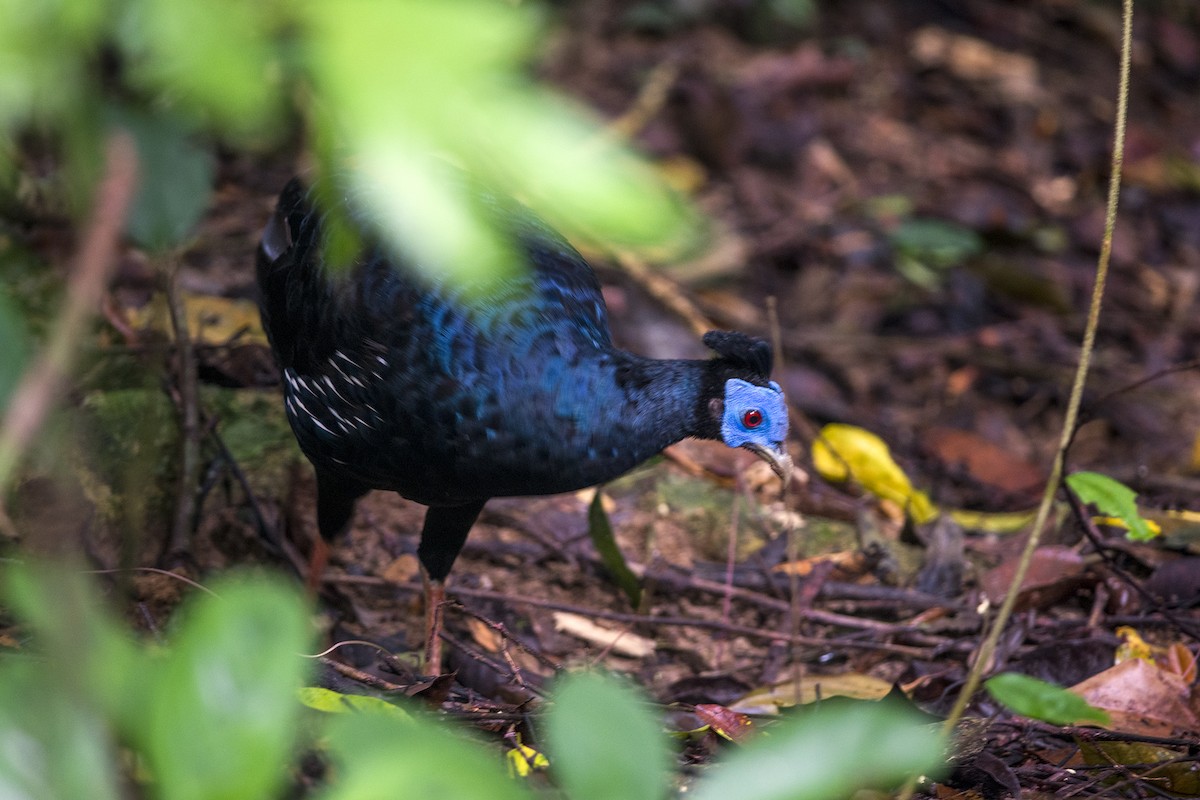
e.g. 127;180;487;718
423;571;446;674
305;536;330;596
416;500;484;674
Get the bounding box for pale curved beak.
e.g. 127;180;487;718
743;442;793;486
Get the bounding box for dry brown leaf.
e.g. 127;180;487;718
731;672;894;714
466;617;503;654
380;553;420;584
1162;643;1198;684
923;426;1044;495
551;612;656;658
909;26;1042;104
693;704;757;743
772;550;871;581
980;545;1088;609
1070;658;1198;738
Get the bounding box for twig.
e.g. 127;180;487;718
318;656;406;692
452;602;563;675
325;573;933;657
206;420;283;553
656;568;918;633
461;533;956;627
607;59;680;141
716;483;741;666
1063;488;1200;642
1083;358;1200;418
0;133;139;490
454;531;949;632
438;628;537;689
1049;722;1200;753
613;251;713;337
769;296;805;703
83;566;220;598
163;253;202;560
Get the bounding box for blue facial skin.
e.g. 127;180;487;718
720;379;788;452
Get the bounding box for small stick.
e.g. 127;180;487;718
318;656;406;692
606;60;680;141
163;252;203;560
613;252;713;337
715;485;741;666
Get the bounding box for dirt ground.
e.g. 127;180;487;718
8;1;1200;797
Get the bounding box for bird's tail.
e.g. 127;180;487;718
255;177;324;364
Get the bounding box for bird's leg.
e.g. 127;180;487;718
422;569;446;674
417;499;487;674
311;472;367;593
304;536;330;595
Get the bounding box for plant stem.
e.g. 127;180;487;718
0;133;139;491
163;252;202;560
898;1;1134;796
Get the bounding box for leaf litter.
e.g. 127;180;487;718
5;1;1200;797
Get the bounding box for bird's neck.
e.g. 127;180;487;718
600;352;719;462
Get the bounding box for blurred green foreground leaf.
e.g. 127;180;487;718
1;0;696;281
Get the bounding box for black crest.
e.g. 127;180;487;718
703;330;773;379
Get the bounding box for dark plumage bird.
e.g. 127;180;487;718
256;177;791;670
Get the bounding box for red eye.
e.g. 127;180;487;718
743;409;763;428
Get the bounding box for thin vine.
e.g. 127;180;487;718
899;1;1134;795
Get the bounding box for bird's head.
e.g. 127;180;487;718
702;331;793;485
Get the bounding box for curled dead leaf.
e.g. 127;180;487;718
552;612;655;659
1070;658;1198;738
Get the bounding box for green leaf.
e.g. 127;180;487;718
0;659;123;800
545;671;671;800
691;704;943;800
1066;471;1155;542
986;672;1111;727
3;564;141;723
108;105;213;251
137;572;312;800
0;564;132;800
298;687;410;719
890;218;983;288
304;0;696;289
587;489;642;607
321;713;532;800
116;0;284;138
0;0;106;133
890;218;984;268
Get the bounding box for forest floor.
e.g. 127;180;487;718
8;0;1200;797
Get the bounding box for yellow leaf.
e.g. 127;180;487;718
506;742;549;778
811;424;938;523
125;292;268;346
946;507;1036;534
1115;626;1153;663
1094;515;1162;537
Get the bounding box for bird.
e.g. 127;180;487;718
256;175;791;671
